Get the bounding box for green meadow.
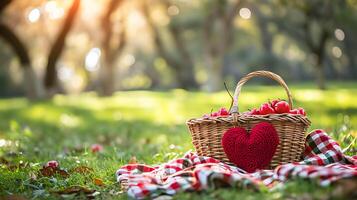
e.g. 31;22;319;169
0;83;356;199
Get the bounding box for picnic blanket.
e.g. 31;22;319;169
116;129;357;199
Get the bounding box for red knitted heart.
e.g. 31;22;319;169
221;122;279;173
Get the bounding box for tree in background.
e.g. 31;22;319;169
1;0;357;97
0;0;81;98
338;1;357;79
274;0;346;89
142;0;199;90
44;0;81;95
100;0;127;96
202;0;241;92
0;0;44;99
251;0;277;74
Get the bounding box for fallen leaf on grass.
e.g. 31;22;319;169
51;186;98;199
70;165;93;174
2;195;28;200
9;162;29;171
0;157;9;164
39;166;69;178
0;157;29;171
129;156;137;164
51;185;100;199
93;178;105;186
331;177;357;199
52;186;95;195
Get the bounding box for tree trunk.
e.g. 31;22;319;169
202;0;240;92
142;1;198;90
99;0;125;96
144;59;161;89
344;31;357;79
173;61;197;89
206;57;223;92
315;55;326;90
44;0;81;94
256;14;276;73
168;22;198;89
100;59;115;96
0;23;44;99
313;29;328;90
23;66;44;99
0;0;11;12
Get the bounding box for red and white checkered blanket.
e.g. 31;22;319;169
116;130;357;199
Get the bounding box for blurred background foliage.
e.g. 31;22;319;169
0;0;356;99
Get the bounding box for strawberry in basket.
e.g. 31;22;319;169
203;99;307;118
248;99;307;116
203;107;230;118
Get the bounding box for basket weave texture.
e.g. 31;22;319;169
186;71;311;168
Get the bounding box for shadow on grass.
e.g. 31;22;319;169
0;101;192;160
327;107;357;116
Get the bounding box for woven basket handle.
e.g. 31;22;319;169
230;70;293;114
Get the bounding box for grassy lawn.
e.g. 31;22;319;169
0;83;356;199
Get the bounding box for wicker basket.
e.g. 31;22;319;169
186;71;311;168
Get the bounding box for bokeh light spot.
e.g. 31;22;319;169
239;8;251;19
45;1;64;20
332;46;342;58
28;8;41;23
44;1;56;13
128;11;146;28
58;66;74;81
122;54;136;67
85;48;101;72
334;29;345;41
168;5;179;16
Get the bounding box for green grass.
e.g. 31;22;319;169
0;83;356;199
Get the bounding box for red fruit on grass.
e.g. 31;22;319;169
289;109;299;114
259;103;275;115
250;108;260;115
297;108;306;116
274;101;290;114
219;108;229;116
91;144;103;153
46;160;59;169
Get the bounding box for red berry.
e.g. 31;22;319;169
46;160;59;169
91;144;103;153
210;112;218;117
289;109;299;114
270;99;280;107
297;108;306;116
218;108;229;116
259;103;275;115
274;101;290;114
250;108;260;115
